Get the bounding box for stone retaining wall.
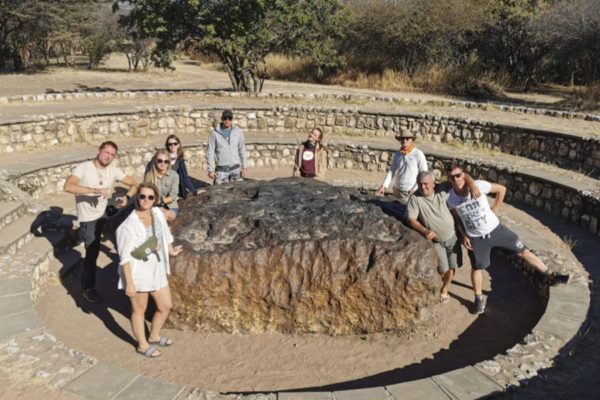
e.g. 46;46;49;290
9;142;600;236
1;106;599;177
2;89;599;122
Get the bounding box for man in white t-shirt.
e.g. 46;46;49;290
445;163;569;314
375;130;427;205
64;141;138;303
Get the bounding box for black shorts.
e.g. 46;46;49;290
469;224;526;270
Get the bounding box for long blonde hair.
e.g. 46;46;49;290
144;149;171;198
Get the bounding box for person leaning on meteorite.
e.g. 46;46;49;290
292;127;327;180
375;130;428;205
407;171;463;304
446;163;570;315
207;109;248;185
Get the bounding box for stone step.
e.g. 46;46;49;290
0;214;37;255
0;200;26;230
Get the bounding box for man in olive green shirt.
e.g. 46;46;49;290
407;170;460;304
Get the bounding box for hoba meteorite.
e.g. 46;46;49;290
167;178;440;335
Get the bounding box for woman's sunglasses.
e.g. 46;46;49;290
156;159;170;164
167;142;179;146
138;194;155;200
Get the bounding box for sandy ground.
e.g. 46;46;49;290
34;169;544;393
1;54;598;136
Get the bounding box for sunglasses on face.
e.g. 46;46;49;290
156;159;170;164
222;117;233;121
167;142;179;146
138;194;155;200
449;172;463;180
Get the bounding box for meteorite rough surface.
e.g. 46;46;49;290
167;178;439;335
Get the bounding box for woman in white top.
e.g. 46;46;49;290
116;183;183;358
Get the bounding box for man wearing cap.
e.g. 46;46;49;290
207;110;248;184
375;130;428;205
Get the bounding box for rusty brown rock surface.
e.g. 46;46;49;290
167;178;440;335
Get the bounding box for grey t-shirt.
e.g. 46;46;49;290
407;190;455;242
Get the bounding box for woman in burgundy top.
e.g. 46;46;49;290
293;128;328;180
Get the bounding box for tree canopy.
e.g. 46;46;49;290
117;0;344;91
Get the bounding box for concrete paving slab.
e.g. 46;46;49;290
0;292;32;316
333;387;390;400
114;375;184;400
0;276;29;296
0;214;36;251
0;200;21;222
0;309;42;340
432;366;503;400
386;378;450;400
277;391;332;400
62;363;137;400
546;293;589;320
534;312;583;341
549;282;590;301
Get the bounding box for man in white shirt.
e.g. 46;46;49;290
64;141;138;303
375;130;427;205
445;163;569;314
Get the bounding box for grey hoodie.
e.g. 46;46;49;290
206;125;248;173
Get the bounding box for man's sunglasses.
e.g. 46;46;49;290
222;116;233;121
448;172;463;180
138;194;155;200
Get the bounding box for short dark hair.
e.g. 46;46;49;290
445;163;463;173
99;141;118;152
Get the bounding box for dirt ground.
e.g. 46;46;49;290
34;170;544;393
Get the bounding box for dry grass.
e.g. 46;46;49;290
566;83;600;112
264;54;319;82
265;54;508;98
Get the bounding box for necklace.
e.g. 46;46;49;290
96;166;106;186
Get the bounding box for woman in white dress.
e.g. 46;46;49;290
116;183;183;358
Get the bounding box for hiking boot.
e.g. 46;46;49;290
475;297;485;314
546;272;570;286
82;288;103;303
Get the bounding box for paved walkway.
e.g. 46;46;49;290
1;89;599;137
0;79;599;398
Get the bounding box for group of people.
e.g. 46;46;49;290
62;109;568;358
378;130;569;314
62;109;326;358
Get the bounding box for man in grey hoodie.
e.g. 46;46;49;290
207;109;248;184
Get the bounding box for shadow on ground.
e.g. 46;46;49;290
492;206;599;400
289;252;544;392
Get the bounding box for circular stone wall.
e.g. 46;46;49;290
167;178;439;335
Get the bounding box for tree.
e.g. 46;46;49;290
340;0;488;75
530;0;600;85
116;0;344;92
0;0;102;71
